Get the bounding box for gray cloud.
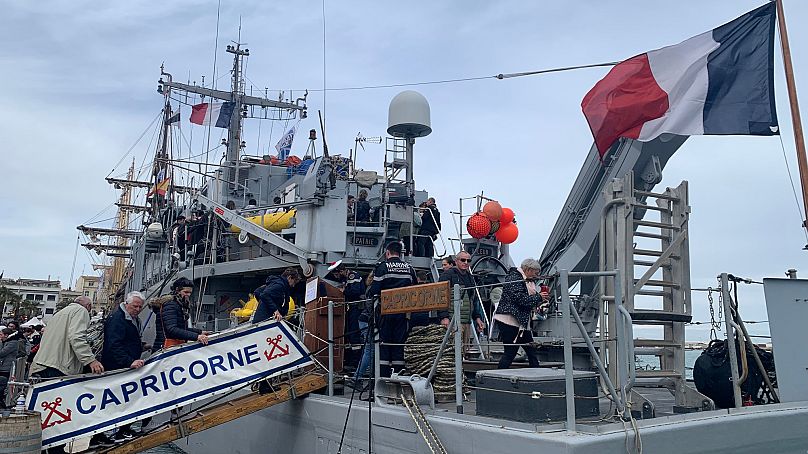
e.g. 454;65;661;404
0;0;804;339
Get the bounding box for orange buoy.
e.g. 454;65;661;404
482;201;503;221
500;207;515;225
495;222;519;244
467;212;492;239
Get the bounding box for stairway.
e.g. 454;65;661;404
602;173;713;416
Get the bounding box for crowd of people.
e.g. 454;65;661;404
0;318;44;408
337;241;551;397
346;194;442;258
4;193;551;449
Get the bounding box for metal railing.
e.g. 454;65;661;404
558;269;633;429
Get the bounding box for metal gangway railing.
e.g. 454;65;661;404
315;272;640;433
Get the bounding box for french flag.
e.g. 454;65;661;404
189;102;236;128
582;3;778;158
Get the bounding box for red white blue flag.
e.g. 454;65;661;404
582;3;778;157
189;102;235;128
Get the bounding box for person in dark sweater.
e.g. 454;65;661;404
253;268;301;323
153;277;209;351
330;261;366;369
355;189;372;225
493;259;549;369
101;291;147;441
102;292;146;371
0;328;24;409
416;198;441;258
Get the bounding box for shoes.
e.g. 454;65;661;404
113;428;138;442
89;433;115;448
258;380;272;395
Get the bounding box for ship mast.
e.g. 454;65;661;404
158;44;307;195
95;160;135;309
775;0;808;237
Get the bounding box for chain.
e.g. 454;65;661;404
707;286;722;340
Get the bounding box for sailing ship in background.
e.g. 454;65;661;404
50;2;808;453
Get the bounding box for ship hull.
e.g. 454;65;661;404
171;393;808;454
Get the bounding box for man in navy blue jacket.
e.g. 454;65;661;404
329;261;366;369
101;291;146;441
253;268;301;323
369;242;418;377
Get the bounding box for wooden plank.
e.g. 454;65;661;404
380;281;450;315
104;374;327;454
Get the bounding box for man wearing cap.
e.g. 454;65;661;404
329;261;366;370
368;241;418;377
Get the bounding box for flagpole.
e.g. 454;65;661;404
775;0;808;229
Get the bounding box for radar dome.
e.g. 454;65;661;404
387;90;432;138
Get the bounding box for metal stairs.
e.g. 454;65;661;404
601;172;713;416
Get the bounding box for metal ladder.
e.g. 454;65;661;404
383;137;409;183
602;172;713;416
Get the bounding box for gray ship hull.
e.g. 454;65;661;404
171;393;808;453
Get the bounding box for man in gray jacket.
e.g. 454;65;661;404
30;296;104;378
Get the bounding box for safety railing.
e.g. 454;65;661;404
557;269;633;429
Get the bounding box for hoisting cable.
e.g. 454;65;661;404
291;60;620;92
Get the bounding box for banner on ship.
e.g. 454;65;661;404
27;320;312;449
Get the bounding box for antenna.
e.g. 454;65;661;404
352;133;382;173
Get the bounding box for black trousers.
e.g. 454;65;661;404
414;236;435;258
379;314;408;377
497;321;540;369
344;305;363;368
32;366;66;379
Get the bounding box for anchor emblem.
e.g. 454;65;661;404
41;398;72;429
263;334;290;361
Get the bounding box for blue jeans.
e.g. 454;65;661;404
354;321;374;380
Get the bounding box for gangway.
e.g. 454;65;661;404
104;373;327;454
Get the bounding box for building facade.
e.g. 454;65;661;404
0;277;61;322
75;275;102;313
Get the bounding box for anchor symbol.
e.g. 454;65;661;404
263;334;290;361
41;398;72;430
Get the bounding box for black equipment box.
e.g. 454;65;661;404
475;368;599;423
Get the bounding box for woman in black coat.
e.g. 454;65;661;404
493;259;549;369
0;328;22;408
153;278;209;351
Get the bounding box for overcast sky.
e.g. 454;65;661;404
1;1;806;340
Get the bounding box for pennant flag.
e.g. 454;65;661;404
190;102;235;128
148;177;171;197
582;3;778;157
167;111;180;125
275;126;296;160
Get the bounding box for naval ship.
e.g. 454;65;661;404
71;5;808;454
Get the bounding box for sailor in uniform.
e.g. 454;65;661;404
368;241;418;377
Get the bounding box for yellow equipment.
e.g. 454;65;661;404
231;295;259;321
230;295;296;322
230;209;296;234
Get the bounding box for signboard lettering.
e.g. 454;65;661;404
380;281;450;315
352;236;379;247
27;321;311;449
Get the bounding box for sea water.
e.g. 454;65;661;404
635;348;702;380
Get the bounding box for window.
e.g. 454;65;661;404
45;308;55;315
84;291;90;296
47;295;56;301
34;294;44;301
26;294;34;300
